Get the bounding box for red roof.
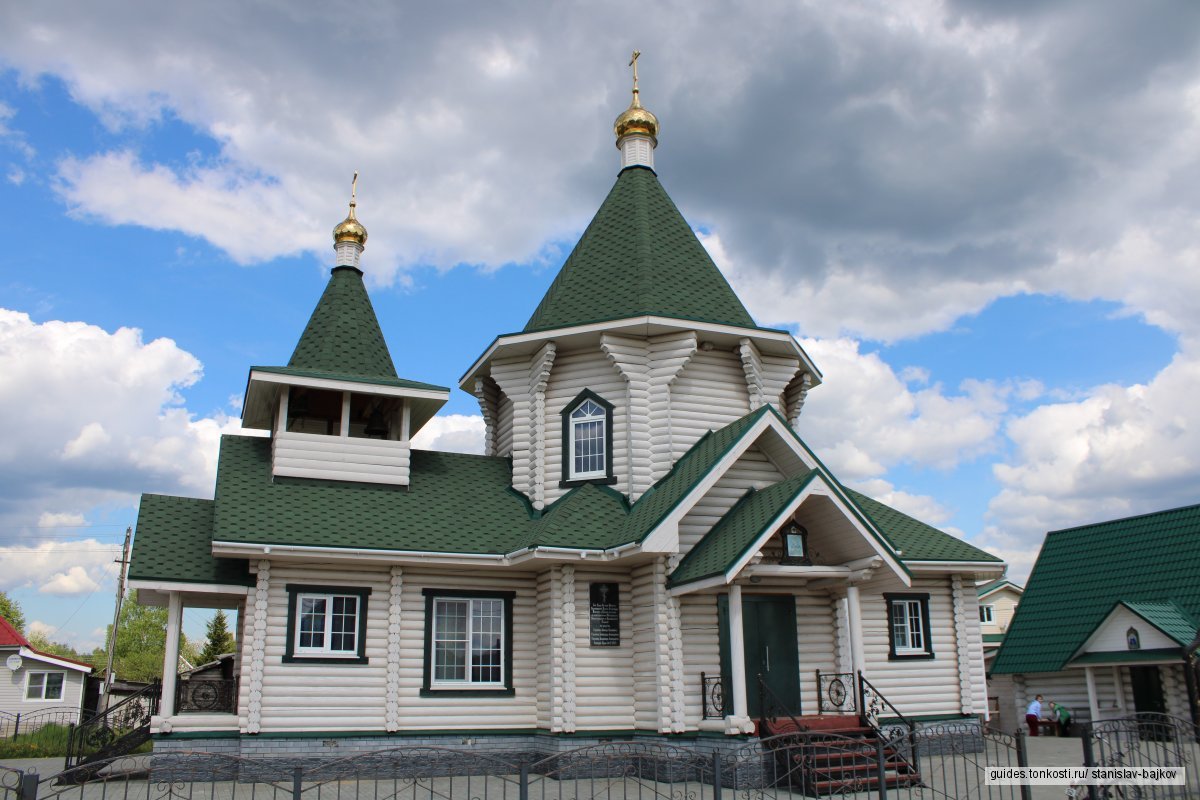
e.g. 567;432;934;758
0;616;30;647
0;616;93;671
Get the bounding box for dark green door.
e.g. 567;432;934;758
1131;666;1166;714
718;595;801;717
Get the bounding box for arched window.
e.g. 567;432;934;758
560;390;615;486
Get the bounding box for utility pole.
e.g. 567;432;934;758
103;526;132;694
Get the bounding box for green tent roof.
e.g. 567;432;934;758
285;266;398;380
991;503;1200;675
524;167;757;332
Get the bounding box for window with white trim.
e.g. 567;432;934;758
422;589;514;694
979;604;995;624
570;400;606;479
284;584;371;663
886;593;933;659
26;671;65;701
560;391;615;486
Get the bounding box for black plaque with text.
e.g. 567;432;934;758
589;582;620;647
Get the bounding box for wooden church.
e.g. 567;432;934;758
128;58;1004;757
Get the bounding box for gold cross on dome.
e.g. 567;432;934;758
629;50;641;91
351;171;358;202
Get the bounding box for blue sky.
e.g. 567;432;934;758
0;0;1198;652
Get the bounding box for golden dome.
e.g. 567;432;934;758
332;201;367;247
614;50;658;146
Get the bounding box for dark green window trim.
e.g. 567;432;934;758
884;592;934;661
559;389;615;488
421;588;515;697
284;583;371;664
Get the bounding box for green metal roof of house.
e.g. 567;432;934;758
524;167;757;332
1120;601;1198;646
844;489;1002;564
284;266;398;380
983;633;1006;644
669;473;818;587
991;503;1200;675
129;494;251;586
978;578;1021;598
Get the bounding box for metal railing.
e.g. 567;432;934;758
858;671;920;780
816;670;857;715
175;678;238;713
699;671;724;720
63;679;159;770
0;707;80;740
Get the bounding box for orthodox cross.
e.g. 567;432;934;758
629;50;641;93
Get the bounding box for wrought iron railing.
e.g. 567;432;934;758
815;670;857;715
175;678;238;713
858;671;920;779
700;671;725;720
64;679;159;770
756;673;804;735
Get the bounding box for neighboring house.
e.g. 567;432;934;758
975;579;1023;729
0;616;92;730
991;504;1200;730
127;69;1005;757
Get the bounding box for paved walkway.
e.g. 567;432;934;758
0;758;64;776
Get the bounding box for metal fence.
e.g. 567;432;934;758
0;709;80;740
7;724;1043;800
1083;713;1200;800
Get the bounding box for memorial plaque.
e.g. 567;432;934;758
589;582;620;647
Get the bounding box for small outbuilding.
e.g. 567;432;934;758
0;616;93;733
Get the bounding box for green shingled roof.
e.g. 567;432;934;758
991;503;1200;675
670;473;818;587
129;495;250;586
286;266;398;379
252;366;448;393
524;167;757;332
844;489;1002;563
1069;648;1184;665
978;578;1021;598
1120;601;1197;646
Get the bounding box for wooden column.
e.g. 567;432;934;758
1112;666;1127;714
160;593;183;718
846;584;866;678
1085;666;1101;723
728;583;749;722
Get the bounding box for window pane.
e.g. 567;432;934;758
26;673;44;699
470;599;503;683
573;419;605;475
891;603;909;650
299;597;326;649
330;596;358;652
45;673;64;700
907;601;925;651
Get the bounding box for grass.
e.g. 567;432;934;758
0;724;153;759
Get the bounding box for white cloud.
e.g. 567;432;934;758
412;414;486;454
41;566;100;595
0;309;245;535
37;511;86;528
0;539;119;594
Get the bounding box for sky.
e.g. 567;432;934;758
0;0;1197;653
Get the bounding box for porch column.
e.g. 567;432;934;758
846;584;866;678
1112;666;1127;714
1085;666;1101;723
160;592;183;718
728;583;749;722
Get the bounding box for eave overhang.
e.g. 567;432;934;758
460;315;821;392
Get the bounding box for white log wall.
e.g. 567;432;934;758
680;594;722;730
272;431;411;486
542;349;629;505
857;574;962;718
1009;670;1126;726
670;349;751;461
952;575;988;715
677;446;785;554
396;569;538;730
495;394;514;458
631;560;673;731
491;344;556;508
535;569;556;730
257;563;390;731
473;376;500;458
571;568;636;730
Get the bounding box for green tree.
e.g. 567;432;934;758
199;610;235;664
27;630;89;662
0;591;25;633
96;590;193;682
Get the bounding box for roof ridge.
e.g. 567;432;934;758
1048;502;1200;535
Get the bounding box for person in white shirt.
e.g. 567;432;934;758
1025;694;1043;736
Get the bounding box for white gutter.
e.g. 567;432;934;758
212;539;645;566
905;561;1006;573
127;580;253;596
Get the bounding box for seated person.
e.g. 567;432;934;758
1048;701;1072;736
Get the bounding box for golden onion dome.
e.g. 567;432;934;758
332;172;367;247
614;50;658;146
332;201;367;246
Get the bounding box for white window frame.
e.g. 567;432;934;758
430;597;506;688
890;598;929;656
569;398;607;480
294;592;361;657
25;670;65;701
979;604;995;624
